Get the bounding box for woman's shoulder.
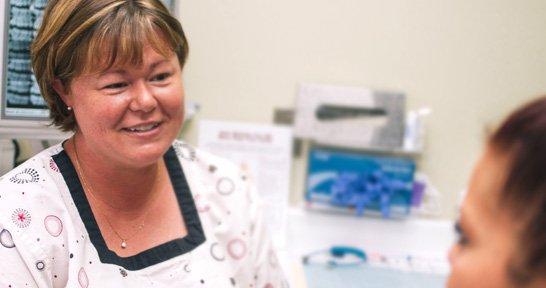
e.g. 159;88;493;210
0;144;75;286
0;142;65;186
171;139;242;175
0;143;69;223
170;139;257;209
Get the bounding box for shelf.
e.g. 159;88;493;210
310;141;422;158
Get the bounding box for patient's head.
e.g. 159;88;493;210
448;96;546;288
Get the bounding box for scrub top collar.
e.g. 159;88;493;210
52;145;206;271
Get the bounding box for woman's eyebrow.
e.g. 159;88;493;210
98;69;127;77
96;59;170;77
149;59;169;70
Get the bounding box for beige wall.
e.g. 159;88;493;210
175;0;546;218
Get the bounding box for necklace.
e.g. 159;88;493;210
72;138;160;249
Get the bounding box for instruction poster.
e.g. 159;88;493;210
198;119;293;247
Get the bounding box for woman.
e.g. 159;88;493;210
0;0;286;287
448;96;546;287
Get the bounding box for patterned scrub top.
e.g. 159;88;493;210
0;140;287;287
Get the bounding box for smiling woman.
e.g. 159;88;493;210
0;1;286;287
31;0;188;133
57;47;185;168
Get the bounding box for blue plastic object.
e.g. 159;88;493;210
306;148;416;218
330;246;367;262
329;171;406;218
303;245;367;268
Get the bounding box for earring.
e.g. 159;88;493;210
67;106;72;111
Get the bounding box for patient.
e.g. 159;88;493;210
447;96;546;288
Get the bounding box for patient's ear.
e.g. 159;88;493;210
52;78;72;107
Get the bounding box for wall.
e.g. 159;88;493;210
175;0;546;218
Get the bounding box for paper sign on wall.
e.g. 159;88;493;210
198;119;293;247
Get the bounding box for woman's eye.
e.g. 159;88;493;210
150;73;171;82
457;233;470;246
455;222;470;246
103;82;128;90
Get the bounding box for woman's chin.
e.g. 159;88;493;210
121;143;172;168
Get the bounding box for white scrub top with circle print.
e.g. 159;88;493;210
0;140;287;288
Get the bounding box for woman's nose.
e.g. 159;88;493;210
129;81;157;113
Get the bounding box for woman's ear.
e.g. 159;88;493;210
52;78;72;107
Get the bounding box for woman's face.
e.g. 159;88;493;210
61;45;185;168
447;149;519;288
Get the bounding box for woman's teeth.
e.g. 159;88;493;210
126;123;159;132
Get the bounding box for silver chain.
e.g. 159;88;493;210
71;137;161;249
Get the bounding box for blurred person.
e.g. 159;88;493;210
0;0;285;287
448;96;546;288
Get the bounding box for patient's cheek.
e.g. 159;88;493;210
448;251;513;288
448;244;460;266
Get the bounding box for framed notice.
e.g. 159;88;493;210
198;119;293;247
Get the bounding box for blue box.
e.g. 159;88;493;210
306;147;416;217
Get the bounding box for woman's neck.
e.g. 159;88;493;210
66;136;168;213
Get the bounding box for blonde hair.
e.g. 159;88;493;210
31;0;188;131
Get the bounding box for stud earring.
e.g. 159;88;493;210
67;106;72;111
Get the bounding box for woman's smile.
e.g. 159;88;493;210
121;121;163;138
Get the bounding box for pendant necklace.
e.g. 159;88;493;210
72;138;161;249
